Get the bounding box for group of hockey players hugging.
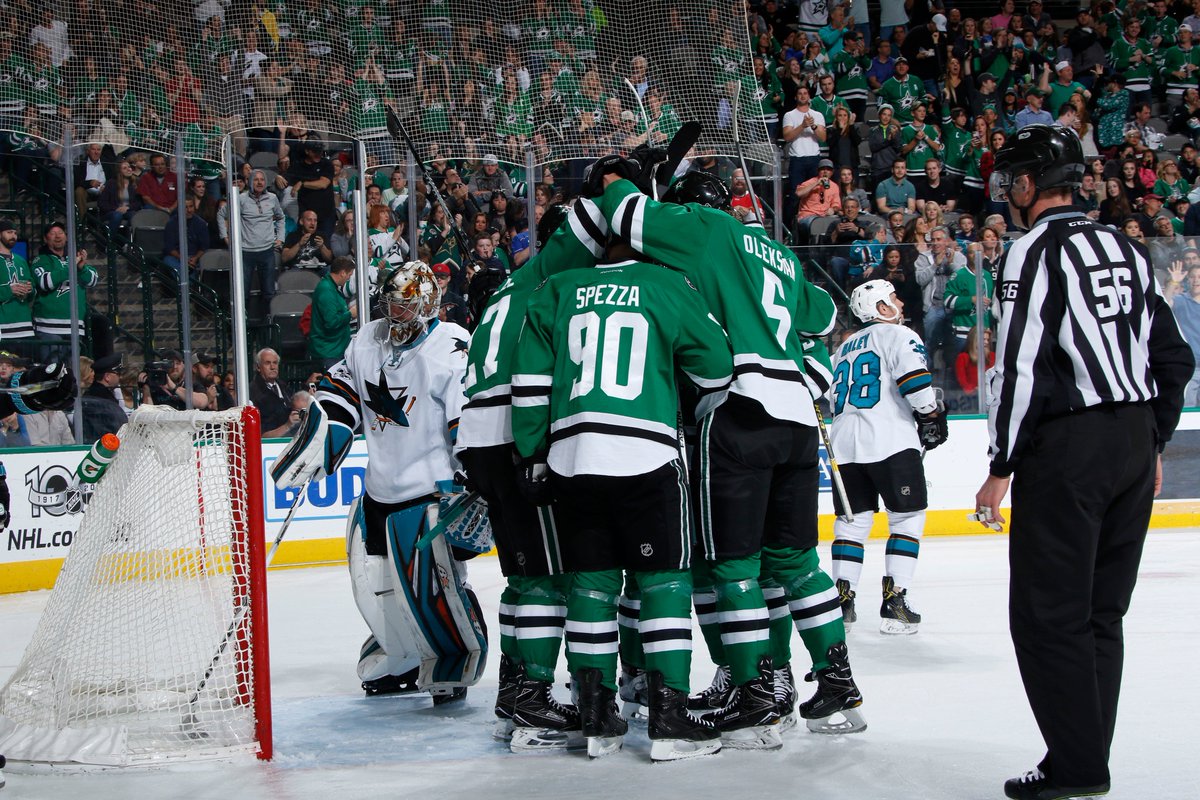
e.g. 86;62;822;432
270;148;949;762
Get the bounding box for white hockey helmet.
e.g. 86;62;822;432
850;279;901;324
377;260;441;342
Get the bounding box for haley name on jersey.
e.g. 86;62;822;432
512;259;732;478
457;197;607;450
828;322;936;464
318;317;470;504
597;178;836;426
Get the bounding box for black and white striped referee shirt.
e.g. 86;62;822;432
987;208;1194;477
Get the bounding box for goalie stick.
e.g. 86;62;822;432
183;489;306;736
385;106;482;271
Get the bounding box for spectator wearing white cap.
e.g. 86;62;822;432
1047;60;1090;116
1163;24;1200;109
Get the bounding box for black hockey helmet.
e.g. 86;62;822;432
663;171;731;210
537;202;569;249
989;124;1084;203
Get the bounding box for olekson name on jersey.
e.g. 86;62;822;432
318;317;469;504
828;322;937;465
598;181;836;427
457;196;606;450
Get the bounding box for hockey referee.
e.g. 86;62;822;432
975;125;1194;800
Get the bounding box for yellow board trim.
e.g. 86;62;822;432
3;503;1197;595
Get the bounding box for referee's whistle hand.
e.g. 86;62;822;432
974;475;1011;528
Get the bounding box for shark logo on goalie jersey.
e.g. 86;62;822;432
363;367;414;430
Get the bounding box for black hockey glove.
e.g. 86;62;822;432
914;401;948;450
452;469;476;494
581;154;640;198
18;362;77;412
0;464;9;532
515;452;554;507
629;143;668;195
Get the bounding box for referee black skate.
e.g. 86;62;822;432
976;125;1194;800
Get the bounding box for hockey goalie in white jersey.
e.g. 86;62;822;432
272;260;486;702
827;280;948;635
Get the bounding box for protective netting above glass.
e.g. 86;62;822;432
0;0;772;169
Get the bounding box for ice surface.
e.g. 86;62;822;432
2;531;1196;799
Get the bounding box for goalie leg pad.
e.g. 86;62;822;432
384;501;488;689
347;499;422;681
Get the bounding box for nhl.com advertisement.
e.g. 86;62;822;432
2;415;1197;593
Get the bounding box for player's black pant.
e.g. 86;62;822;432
1008;404;1156;788
459;444;563;576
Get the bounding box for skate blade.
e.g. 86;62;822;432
650;737;722;762
586;735;624;758
778;711;797;733
510;727;586;753
621;701;650;725
719;724;784;750
879;618;919;635
492;718;515;741
805;706;867;735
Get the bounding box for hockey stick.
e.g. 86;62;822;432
658;120;702;198
805;258;853;305
183;489;306;735
384;106;479;269
814;403;854;523
731;81;768;227
624;78;659;199
0;379;61;395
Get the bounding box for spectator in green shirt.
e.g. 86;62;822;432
308;255;357;368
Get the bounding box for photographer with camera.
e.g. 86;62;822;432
139;350;210;410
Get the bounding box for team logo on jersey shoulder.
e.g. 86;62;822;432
363;367;414;430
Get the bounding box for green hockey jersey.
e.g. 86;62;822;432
458;197;608;449
512;259;733;477
0;251;35;340
598;179;837;426
32;253;99;337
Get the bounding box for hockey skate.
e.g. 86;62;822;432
686;663;734;718
509;667;585;753
618;661;650;723
710;657;783;751
362;666;420;696
836;579;857;628
492;655;519;741
1003;768;1110;800
799;642;867;734
880;576;921;635
775;663;797;733
645;671;722;762
430;686;468;705
574;667;627;758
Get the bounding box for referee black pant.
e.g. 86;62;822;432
1008;404;1157;788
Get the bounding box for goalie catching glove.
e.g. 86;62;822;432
271;395;355;489
913;401;948;450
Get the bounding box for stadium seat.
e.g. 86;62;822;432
276;269;320;295
248;151;279;170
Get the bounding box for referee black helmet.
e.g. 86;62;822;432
664;172;732;210
989;124;1085;203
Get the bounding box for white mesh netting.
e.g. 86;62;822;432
0;406;266;766
0;0;770;169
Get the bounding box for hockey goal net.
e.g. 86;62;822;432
0;406;271;766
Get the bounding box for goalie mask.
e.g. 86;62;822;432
850;279;901;324
377;261;441;343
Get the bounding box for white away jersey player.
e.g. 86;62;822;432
828;322;936;464
318;318;470;504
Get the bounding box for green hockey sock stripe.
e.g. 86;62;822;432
618;587;645;669
638;571;694;691
762;582;793;667
565;572;622;689
498;585;520;660
692;589;726;665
